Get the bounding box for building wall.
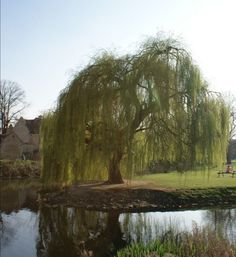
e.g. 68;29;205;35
0;133;22;159
0;117;41;160
14;118;30;143
29;134;40;146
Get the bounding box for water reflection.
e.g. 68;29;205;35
1;210;39;257
0;180;236;257
120;209;236;245
0;180;40;257
203;208;236;244
37;207;126;257
0;179;40;213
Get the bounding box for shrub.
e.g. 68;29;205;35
0;160;40;178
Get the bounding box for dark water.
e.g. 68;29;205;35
0;180;236;257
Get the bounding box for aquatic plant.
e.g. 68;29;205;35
117;224;236;257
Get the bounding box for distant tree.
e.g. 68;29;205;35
0;80;28;134
225;93;236;163
41;36;230;185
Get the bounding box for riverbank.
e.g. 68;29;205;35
0;160;40;178
40;181;236;212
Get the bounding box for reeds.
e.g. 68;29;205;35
117;224;236;257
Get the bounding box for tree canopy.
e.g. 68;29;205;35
41;36;230;185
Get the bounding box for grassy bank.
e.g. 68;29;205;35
135;169;236;189
0;160;40;178
40;180;236;212
117;225;236;257
1;162;235;211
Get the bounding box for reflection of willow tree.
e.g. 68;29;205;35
36;207;126;257
41;35;230;185
121;213;181;244
203;208;236;243
121;213;156;244
121;210;236;246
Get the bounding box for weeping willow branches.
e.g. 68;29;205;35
41;36;230;185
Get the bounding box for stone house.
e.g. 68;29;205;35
0;117;41;160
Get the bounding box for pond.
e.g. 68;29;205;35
0;179;236;257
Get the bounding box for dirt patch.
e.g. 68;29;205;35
40;181;236;212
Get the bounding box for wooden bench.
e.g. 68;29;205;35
217;170;236;177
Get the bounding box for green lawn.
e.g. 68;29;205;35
135;170;236;189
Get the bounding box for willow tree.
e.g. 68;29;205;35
41;36;230;185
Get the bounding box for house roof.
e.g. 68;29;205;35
0;129;24;144
25;117;41;134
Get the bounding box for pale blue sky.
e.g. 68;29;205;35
1;0;236;118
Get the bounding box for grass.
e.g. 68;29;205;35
135;169;236;189
117;224;236;257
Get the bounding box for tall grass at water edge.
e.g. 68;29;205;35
117;224;236;257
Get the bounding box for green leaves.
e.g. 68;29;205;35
41;35;230;185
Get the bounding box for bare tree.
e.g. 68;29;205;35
0;80;28;134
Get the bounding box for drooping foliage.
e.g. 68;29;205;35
41;36;230;185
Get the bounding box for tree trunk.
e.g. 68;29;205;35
106;212;126;249
107;151;124;184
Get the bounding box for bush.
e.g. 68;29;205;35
0;160;40;178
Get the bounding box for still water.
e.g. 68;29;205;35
0;179;236;257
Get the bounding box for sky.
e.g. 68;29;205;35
1;0;236;119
